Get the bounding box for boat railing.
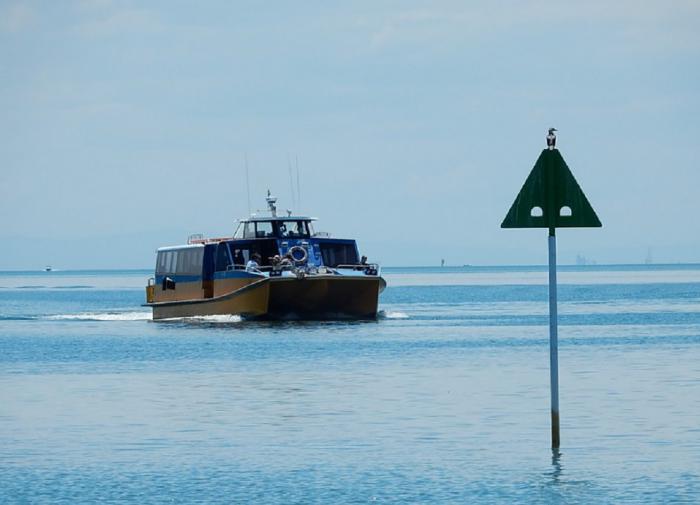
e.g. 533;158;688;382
337;263;380;275
189;236;234;245
226;264;293;273
337;263;379;269
227;264;257;271
222;263;380;275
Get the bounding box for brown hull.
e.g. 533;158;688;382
262;275;384;320
150;279;270;320
148;275;385;321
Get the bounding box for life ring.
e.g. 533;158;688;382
288;245;308;265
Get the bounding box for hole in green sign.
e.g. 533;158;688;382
530;206;543;217
560;206;572;217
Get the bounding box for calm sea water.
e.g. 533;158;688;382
1;265;699;504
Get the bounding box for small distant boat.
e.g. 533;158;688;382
144;192;386;320
44;265;53;272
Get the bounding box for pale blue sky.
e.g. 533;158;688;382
2;1;699;268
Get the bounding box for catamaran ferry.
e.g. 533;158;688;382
144;192;386;320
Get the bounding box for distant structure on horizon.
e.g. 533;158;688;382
645;248;653;264
575;254;597;266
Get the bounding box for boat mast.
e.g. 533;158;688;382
266;190;277;217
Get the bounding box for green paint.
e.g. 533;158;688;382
501;149;602;229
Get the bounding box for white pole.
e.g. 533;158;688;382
548;228;561;448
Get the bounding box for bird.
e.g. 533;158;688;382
546;128;557;150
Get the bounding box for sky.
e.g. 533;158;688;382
1;1;699;268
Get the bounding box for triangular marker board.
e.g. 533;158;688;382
501;149;602;229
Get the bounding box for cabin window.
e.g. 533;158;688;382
230;240;278;267
277;220;309;238
242;223;255;239
255;222;274;238
183;250;194;274
215;243;232;271
166;251;177;273
177;248;204;275
156;252;167;274
319;242;358;267
194;249;204;273
158;248;204;276
233;222;252;239
230;247;249;266
176;251;187;273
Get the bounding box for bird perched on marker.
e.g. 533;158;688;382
546;128;557;150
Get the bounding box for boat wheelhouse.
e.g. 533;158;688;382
145;192;385;320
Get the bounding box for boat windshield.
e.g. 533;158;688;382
276;220;310;238
233;222;262;239
234;219;314;239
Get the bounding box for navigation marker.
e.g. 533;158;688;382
501;129;601;449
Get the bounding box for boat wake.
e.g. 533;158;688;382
378;310;410;320
158;314;243;323
46;311;152;321
46;312;241;323
36;311;399;323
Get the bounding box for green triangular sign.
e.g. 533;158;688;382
501;149;602;229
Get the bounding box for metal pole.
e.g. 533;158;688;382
548;227;560;448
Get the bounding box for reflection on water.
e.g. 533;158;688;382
549;448;563;485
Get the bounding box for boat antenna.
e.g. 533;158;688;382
245;152;251;215
295;155;301;211
266;189;278;217
287;153;296;210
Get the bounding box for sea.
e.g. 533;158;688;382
1;265;699;504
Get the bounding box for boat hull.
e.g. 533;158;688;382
262;275;385;320
150;279;270;320
147;274;385;321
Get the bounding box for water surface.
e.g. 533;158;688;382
1;266;699;503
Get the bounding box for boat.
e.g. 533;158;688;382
44;265;52;272
144;192;386;320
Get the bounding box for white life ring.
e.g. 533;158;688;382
288;245;308;265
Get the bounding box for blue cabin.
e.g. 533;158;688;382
153;215;368;301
